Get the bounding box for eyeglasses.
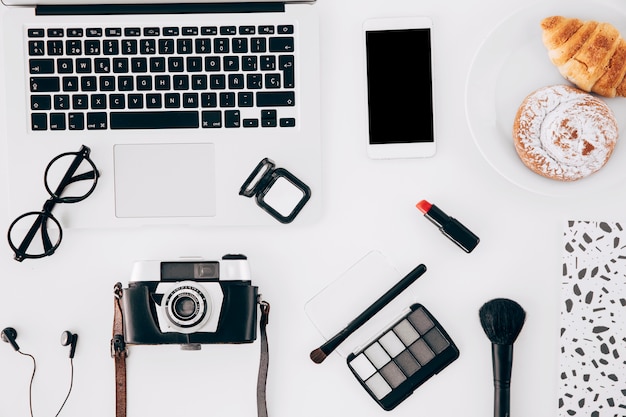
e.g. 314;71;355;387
7;145;99;262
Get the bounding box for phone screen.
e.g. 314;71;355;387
365;28;433;145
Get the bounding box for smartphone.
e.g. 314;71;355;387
364;17;436;159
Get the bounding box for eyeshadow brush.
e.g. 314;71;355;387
310;263;427;364
479;298;526;417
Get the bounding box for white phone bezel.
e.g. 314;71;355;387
363;16;436;159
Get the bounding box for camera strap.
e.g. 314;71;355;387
111;283;127;417
110;283;271;417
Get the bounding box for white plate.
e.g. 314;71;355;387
465;0;626;196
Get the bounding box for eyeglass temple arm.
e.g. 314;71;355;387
14;212;55;261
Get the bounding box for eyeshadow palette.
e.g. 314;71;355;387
346;303;459;410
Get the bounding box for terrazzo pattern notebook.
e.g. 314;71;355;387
561;221;626;416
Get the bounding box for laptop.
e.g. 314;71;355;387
0;0;321;228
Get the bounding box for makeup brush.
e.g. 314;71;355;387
310;264;427;364
479;298;526;417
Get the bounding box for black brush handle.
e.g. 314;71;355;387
319;264;427;356
492;343;513;417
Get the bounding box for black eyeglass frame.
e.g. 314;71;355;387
7;145;99;262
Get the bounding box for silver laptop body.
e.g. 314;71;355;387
0;0;321;228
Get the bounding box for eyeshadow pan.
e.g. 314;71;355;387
423;327;450;354
349;353;377;380
395;349;421;376
346;304;460;411
365;373;392;400
408;308;434;334
380;361;406;388
409;338;435;365
365;343;391;369
393;319;419;345
379;331;405;357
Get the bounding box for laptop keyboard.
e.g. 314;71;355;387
27;24;297;130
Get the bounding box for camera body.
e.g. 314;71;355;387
122;254;258;347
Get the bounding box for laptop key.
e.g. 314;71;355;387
111;111;199;129
76;59;92;73
265;73;281;88
202;111;222;128
201;26;218;36
124;28;141;37
220;26;237;35
280;118;296;127
29;41;45;56
105;28;122;37
144;27;160;36
279;55;295;88
278;25;294;34
87;112;108;129
261;110;277;127
47;28;64;37
54;94;70;110
28;29;45;38
30;77;60;92
163;27;179;36
50;113;66;130
31;113;47;130
239;26;255;35
256;91;295;107
29;59;55;74
225;110;240;128
72;94;88;109
47;40;64;55
86;28;103;37
67;28;84;37
68;113;85;130
269;37;294;52
85;40;101;55
182;27;199;36
31;95;51;110
66;40;82;55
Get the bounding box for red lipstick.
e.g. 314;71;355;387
416;200;479;253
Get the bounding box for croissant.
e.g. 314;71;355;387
541;16;626;98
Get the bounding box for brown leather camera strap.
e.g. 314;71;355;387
111;283;127;417
257;300;270;417
111;283;271;417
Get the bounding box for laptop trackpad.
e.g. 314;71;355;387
114;143;216;218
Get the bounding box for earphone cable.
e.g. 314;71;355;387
18;350;36;417
54;358;74;417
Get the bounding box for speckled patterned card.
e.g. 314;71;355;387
560;221;626;416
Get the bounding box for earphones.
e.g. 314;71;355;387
2;327;78;417
1;327;20;351
2;327;78;356
60;330;78;359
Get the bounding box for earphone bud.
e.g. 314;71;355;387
60;331;78;359
1;327;20;351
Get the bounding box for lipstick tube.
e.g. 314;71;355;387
416;200;479;253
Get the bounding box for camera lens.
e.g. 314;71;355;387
163;283;212;333
173;295;198;320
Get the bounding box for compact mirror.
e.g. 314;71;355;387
240;158;311;224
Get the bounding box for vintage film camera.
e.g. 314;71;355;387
121;254;258;348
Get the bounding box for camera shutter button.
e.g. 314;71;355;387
222;254;247;260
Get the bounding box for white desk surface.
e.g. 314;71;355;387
1;0;626;416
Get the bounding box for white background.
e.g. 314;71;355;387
2;0;626;416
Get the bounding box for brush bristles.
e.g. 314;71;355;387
479;298;526;345
310;348;327;364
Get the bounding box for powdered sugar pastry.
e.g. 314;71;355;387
513;85;618;181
